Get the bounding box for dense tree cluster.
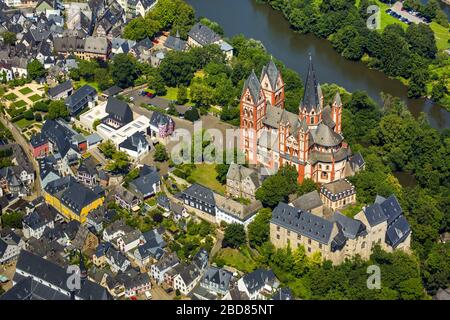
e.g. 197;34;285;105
99;140;130;173
153;144;169;162
123;0;195;41
123;3;304;123
222;223;247;248
258;0;447;100
27;59;46;80
256;165;317;208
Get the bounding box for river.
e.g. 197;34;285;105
186;0;450;130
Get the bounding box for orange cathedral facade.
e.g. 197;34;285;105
240;57;354;184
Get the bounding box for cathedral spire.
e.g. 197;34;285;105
300;55;321;113
242;69;262;103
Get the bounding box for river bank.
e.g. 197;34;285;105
255;0;450;110
186;0;450;129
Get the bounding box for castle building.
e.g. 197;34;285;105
270;194;411;265
240;56;357;184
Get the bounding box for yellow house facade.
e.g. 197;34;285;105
44;191;104;224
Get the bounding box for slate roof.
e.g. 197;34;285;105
311;123;343;147
154;252;179;271
164;31;187;51
95;242;112;258
30;133;48;148
111;38;135;54
22;204;57;231
132;37;153;51
106;247;129;268
214;194;262;221
105;96;133;124
53;36;85;53
242;269;278;294
331;211;366;240
385;215;411;248
41;119;77;157
129;166;160;196
202;266;232;291
6;250;111;300
349;152;365;170
58;180;103;215
137;229;166;260
226;163;260;188
115;185;138;204
150;111;173;127
84;36;108;54
65;84;96;113
363;195;411;248
192;248;209;271
272;202;334;245
260;59;280;90
118;131;148;153
138;0;156;9
48;80;72;98
379;195;403;224
102;85;123;97
157;194;170;209
242;70;262;104
290;190;322;212
182;183;215;206
177;263;200;286
78;157;98;176
321;105;335;128
0;238;8;257
271;287;294;300
188;23;221;46
301;56;321;112
362;202;387;227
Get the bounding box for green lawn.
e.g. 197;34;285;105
340;203;364;218
28;94;42;102
373;1;449;50
15;118;35;129
75;80;101;92
430;22;450;50
189;163;226;194
5;93;17;101
213;247;258;273
18;87;33;95
13;100;27;108
158;87;194;106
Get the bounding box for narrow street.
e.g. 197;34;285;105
0;115;41;196
210;229;224;260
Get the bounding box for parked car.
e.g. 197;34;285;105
165;287;174;294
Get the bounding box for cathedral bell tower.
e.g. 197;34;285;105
260;58;285;109
240;70;266;164
331;92;343;134
299;55;323;129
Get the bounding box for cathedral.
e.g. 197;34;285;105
240;56;356;184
